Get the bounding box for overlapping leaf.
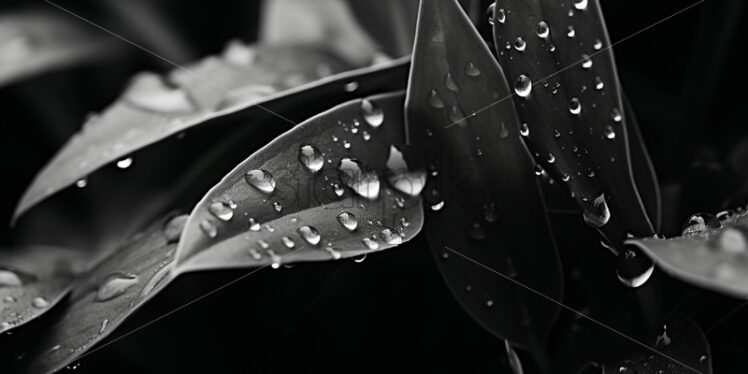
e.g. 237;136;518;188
491;0;655;248
627;209;748;298
1;214;184;374
406;0;561;355
0;10;117;87
0;246;86;334
175;92;423;273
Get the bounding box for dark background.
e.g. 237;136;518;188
1;0;747;372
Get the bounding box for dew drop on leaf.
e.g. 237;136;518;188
496;7;506;24
569;97;581;115
616;246;654;288
324;247;342;260
353;253;367;263
513;37;526;52
336;212;358;231
248;218;261;231
247;249;262;260
567;26;576;38
520;123;529;137
465;62;481;76
116;157;133;169
682;213;720;235
298;145;324;173
200;220;218;238
573;0;588;11
273;201;283;212
428;89;445;109
244;170;276;194
595;76;604;90
716;209;736;224
362;237;379;250
386;145;426;197
94;273;139;302
380;228;403;245
281;236;295;249
76;178;88;188
593;39;603;50
208;202;234;222
360;99;384;128
31;296;49;309
514;75;532;97
0;269;23;287
337;158;380;200
582;193;610;228
581;55;592;69
268;250;282;269
332;183;345;197
536;21;549;38
298;225;321;245
444;72;460;92
611;108;622;122
604;126;616;140
343;81;359;92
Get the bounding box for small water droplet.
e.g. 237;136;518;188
573;0;588;10
116;157;133;169
267;250;282;269
400;217;410;227
338;158;380;200
496;7;506;23
344;81;359;92
298;226;321;245
682;213;720;235
520;123;530;137
569;97;581;115
567;26;576;38
611;108;622;122
248;249;262;260
448;105;467;126
431;201;445;211
333;183;345;197
200;220;217;238
362;131;371;141
465;62;481;76
595;76;604;90
604;126;616;140
337;212;358;231
281;236;295;249
360;99;384;128
513;37;526;52
562;174;570;182
30;296;49;308
272;201;283;212
99;319;109;334
536;21;549;38
163;215;188;243
547;153;556;163
76;178;88;188
245;170;276;194
444;72;460;91
343;140;351;149
380;228;403;245
95;273;139;302
248;218;261;231
362;237;379;250
583;193;610;228
209;202;234;221
514;75;532;97
486;300;494;307
581;54;592;69
324;247;342;260
298;145;324;173
428;89;445;108
257;239;269;249
593;39;603;50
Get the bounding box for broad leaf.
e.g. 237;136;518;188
0;246;86;334
2;214;184;374
13;41;409;221
627;209;748;298
0;10;117;87
406;0;562;355
175;92;423;273
491;0;654;248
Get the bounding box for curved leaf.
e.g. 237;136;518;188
0;246;86;334
175;91;423;273
14;41;410;221
406;0;562;355
0;10;117;87
627;209;748;298
492;0;654;248
3;214;184;374
624;95;661;232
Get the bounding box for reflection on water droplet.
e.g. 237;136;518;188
573;0;588;10
248;218;261;231
380;229;403;245
616;246;654;288
604;126;616;140
567;26;576;38
360;99;384;128
583;193;610;228
445;72;459;92
431;201;445;211
520;123;529;137
95;273;139;302
200;220;217;238
465;62;481;76
386;145;426;197
116;158;133;169
76;178;88;188
245;170;276;194
569;97;581;115
337;212;358;231
209;202;234;221
595;76;604;90
362;237;379;250
268;250;282;269
273;201;283;212
515;75;532;97
298;225;321;245
428;89;445;109
611;108;622;123
400;217;410;227
581;55;592;69
496;7;506;23
281;236;295;249
682;213;720;235
514;37;526;52
338;158;380;200
298;145;324;172
536;21;549;38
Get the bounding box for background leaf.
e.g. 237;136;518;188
406;0;562;358
491;0;655;248
176;91;423;273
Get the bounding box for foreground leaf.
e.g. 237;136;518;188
175;91;423;273
0;10;117;87
0;246;86;334
2;214;184;374
406;0;562;356
627;209;748;298
491;0;654;247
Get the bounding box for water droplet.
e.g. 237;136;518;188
505;340;524;374
386;145;426;197
362;237;379;250
581;55;592;69
278;236;294;249
400;217;410;227
248;249;262;260
343;140;351;149
567;26;576;38
324;247;342;260
0;268;23;287
298;145;324;173
354;253;367;263
616;246;654;288
593;39;603;50
76;178;88;188
245;170;276;194
273;201;283;212
468;223;486;240
360;99;384;128
337;212;358;231
268;250;282;269
595;76;604;90
465;62;481;76
99;319;109;334
496;7;506;23
448;106;467;127
655;324;672;349
569;97;581;115
208;202;234;221
380;229;403;245
200;220;217;238
545;153;556;164
163;215;188;243
562;174;570;182
95;273;139;302
513;37;526;52
604;126;616;140
444;72;460;91
362;131;371;141
333;183;345;197
536;21;549;38
520;123;530;137
431;201;445;211
682;213;720;235
264;224;275;232
428;89;445;108
343;81;359;92
573;0;588;10
30;296;49;309
298;226;321;245
583;193;610;228
248;218;261;231
611;108;622;122
719;228;747;254
486;300;494;307
258;239;269;249
717;209;736;224
116;157;133;169
338;158;380;200
514;75;532;97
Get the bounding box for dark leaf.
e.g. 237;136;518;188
175;91;423;273
0;246;86;333
492;0;654;248
406;0;561;356
627;209;748;298
624;95;661;232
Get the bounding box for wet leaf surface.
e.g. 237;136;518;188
0;246;86;334
492;0;654;248
0;213;184;374
0;10;117;87
175;91;423;273
406;0;561;356
628;209;748;299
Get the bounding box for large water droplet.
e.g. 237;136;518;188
360;99;384;128
298;225;321;245
682;213;720;235
209;202;234;221
496;7;506;23
514;75;532;97
200;220;218;238
95;273;139;302
298;145;324;173
573;0;588;10
362;237;379;250
428;89;445;109
380;229;403;245
465;62;481;76
386;145;426;197
569;97;581;115
31;296;49;309
0;268;29;287
616;246;654;288
337;158;380;200
245;170;276;194
337;212;358;231
583;193;610;228
536;21;549;38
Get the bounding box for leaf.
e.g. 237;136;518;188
2;213;184;374
602;315;712;374
13;40;410;221
491;0;654;248
405;0;562;356
0;10;117;87
624;95;661;232
0;246;86;334
175;91;423;273
627;209;748;298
